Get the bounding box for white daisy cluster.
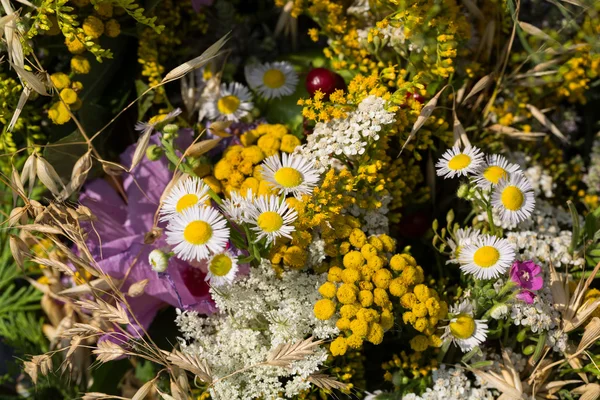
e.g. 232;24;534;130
583;138;600;194
175;260;338;400
160;153;320;284
296;95;395;174
436;147;535;226
401;365;494;400
203;82;254;122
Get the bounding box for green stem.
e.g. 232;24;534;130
486;206;497;237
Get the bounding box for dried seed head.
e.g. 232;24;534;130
9;234;29;268
8;207;25;227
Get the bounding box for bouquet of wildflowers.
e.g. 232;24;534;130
1;0;600;399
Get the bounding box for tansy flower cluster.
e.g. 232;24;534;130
382;351;439;382
212;124;302;196
48;72;84;125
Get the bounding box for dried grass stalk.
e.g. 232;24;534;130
76;299;130;325
167;349;212;383
307;373;348;391
92;340;126;363
265;337;324;368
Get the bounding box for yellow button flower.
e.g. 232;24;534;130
314;299;336;320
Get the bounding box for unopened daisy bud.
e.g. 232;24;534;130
490;303;508;320
149;249;169;272
456;183;470;198
522;345;535;356
146;144;164;161
163;124;179;136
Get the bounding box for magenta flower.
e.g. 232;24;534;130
79;130;215;334
510;260;543;290
510;260;543;304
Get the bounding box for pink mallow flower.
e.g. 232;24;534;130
79;130;215;334
510;260;543;304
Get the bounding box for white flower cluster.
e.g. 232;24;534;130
296;95;395;173
583;138;600;194
509;284;567;351
401;365;495;400
348;194;392;235
505;229;583;269
524;165;555;198
175;260;338;400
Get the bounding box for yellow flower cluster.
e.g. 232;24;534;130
557;51;600;104
314;230;402;356
48;73;84;125
382;351;438;382
211;124;300;196
400;279;448;351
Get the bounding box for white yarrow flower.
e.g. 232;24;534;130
245;61;299;99
261;153;320;198
458;234;515;280
435;146;484;179
166;206;230;261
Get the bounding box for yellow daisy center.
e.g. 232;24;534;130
274;167;303;188
483;166;507;184
257;211;284;233
209;254;233;277
263;69;286;88
183;221;213;245
176;194;199;213
501;186;524;211
473;246;500;268
448;154;471;171
217;95;241;115
449;314;476;339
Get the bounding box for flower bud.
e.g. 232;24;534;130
456;183;470;198
163;124;179;135
146;144;164;161
490;303;508;320
149;249;169;273
516;328;527;342
522;345;535;356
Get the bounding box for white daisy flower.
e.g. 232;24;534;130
245;61;299;99
165;206;230;262
260;153;320;198
160;176;210;221
246;195;297;244
447;227;481;264
458;234;515;280
205;251;239;286
435;146;484;179
474;154;521;190
442;300;488;352
220;189;254;224
491;174;536;225
205;82;253;122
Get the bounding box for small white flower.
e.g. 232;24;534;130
492;174;536;225
246;195;297;244
260;153;320;198
474;154;521;190
442;300;488;352
149;249;169;272
205;251;239;286
220;189;257;224
458;234;515;280
447;227;481;264
205;82;253;122
160;176;210;221
435;146;484;179
245;61;299;99
166;206;230;261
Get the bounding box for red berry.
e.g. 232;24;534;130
305;67;346;98
405;91;425;104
